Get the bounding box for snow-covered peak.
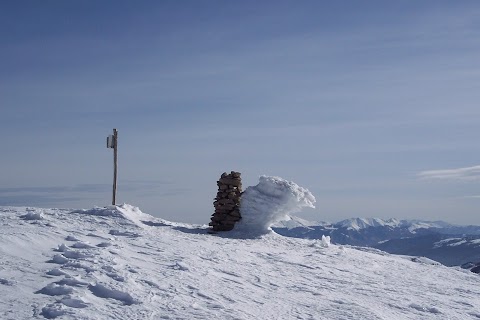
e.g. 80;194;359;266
273;215;327;229
334;217;454;231
335;217;399;230
401;220;453;231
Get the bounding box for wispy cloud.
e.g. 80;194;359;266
457;195;480;199
418;165;480;180
0;195;90;207
0;184;110;194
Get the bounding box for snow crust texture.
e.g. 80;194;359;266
1;205;480;319
237;176;316;234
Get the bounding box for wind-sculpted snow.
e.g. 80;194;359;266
21;211;44;220
72;203;154;228
237;176;316;234
1;205;480;319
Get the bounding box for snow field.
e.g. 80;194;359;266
0;182;480;320
0;202;479;319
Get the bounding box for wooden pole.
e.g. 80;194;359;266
112;128;118;205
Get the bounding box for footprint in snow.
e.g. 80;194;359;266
59;296;89;309
61;250;94;259
97;241;112;247
88;283;138;305
40;303;72;319
106;273;125;282
142;280;160;288
46;269;69;277
54;244;70;252
35;283;73;296
171;261;189;271
220;270;240;278
0;278;15;286
47;254;69;264
48;244;96;271
109;229;141;238
63;261;96;273
65;235;80;242
409;303;442;314
86;233;113;240
71;241;96;249
54;277;89;287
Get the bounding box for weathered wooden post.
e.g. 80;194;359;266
106;128;118;205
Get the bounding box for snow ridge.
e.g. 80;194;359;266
72;204;154;228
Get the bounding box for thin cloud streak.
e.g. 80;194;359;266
418;165;480;180
458;195;480;199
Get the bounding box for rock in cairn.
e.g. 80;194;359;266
209;171;242;232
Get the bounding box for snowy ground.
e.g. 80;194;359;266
1;204;480;319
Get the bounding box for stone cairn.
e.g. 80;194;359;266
209;171;242;231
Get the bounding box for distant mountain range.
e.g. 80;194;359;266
273;217;480;271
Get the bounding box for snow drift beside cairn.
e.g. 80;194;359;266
236;176;316;234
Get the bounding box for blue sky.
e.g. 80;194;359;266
1;1;480;224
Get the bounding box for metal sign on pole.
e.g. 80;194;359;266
106;128;118;205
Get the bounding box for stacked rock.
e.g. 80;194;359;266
209;171;242;231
